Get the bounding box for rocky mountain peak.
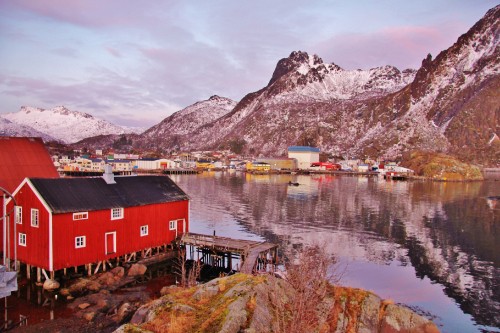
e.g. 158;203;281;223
411;5;498;101
268;51;332;86
208;95;229;102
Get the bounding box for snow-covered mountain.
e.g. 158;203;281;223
143;95;236;138
120;95;237;150
73;5;499;166
153;5;497;166
1;106;137;143
0;117;57;142
265;51;416;101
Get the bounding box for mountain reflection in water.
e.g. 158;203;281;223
171;172;499;333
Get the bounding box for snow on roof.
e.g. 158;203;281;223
287;146;320;152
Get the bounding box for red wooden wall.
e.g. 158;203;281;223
51;200;189;270
5;181;50;270
6;181;189;271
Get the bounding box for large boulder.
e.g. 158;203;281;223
43;279;60;291
380;303;440;333
116;302;136;324
110;266;125;278
113;274;440;333
127;263;147;277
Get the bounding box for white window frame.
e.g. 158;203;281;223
19;233;26;246
15;206;22;224
75;236;86;248
31;209;39;227
73;212;88;221
169;220;177;230
111;207;124;220
140;225;148;236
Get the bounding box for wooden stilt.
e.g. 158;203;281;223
94;261;102;275
27;283;31;302
36;267;41;283
27;264;31;280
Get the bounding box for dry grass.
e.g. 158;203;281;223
218;278;227;292
378;298;395;323
198;297;233;333
143;311;196;333
404;150;483;180
137;274;255;333
324;286;369;333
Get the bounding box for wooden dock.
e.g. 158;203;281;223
163;169;201;175
178;233;278;274
384;172;409;180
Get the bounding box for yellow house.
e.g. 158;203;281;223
246;161;271;172
196;160;215;169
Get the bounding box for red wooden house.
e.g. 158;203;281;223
0;137;59;268
5;170;189;280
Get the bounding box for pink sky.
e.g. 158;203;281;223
0;1;497;127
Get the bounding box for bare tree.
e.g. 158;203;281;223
173;246;203;287
187;259;202;287
270;243;343;333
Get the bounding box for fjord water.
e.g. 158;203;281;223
171;172;499;333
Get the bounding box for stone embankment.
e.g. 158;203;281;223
115;273;440;333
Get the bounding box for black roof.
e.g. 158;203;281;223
29;175;189;214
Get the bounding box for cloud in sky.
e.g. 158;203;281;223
0;0;497;127
314;23;466;70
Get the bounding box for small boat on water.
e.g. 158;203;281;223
288;181;299;186
486;196;499;210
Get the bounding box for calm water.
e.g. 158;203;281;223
171;171;500;333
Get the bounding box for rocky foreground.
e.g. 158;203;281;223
115;273;440;333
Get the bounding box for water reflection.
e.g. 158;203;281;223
172;172;499;333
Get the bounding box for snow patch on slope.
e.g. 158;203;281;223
2;106;135;143
0;117;57;142
143;95;237;138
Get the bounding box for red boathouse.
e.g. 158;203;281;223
5;170;189;281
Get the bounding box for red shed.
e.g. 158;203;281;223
5;171;189;280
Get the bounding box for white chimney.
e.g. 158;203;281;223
102;164;116;184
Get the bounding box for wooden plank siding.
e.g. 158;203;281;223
7;179;51;270
51;200;189;270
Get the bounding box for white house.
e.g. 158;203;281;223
133;158;176;170
287;146;320;170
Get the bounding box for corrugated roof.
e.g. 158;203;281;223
287;146;320;153
0;137;59;193
29;175;189;214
